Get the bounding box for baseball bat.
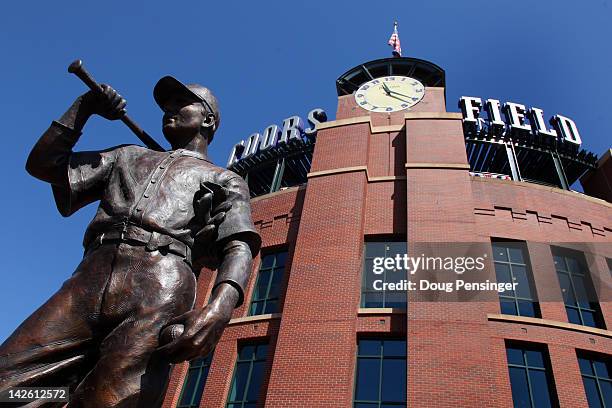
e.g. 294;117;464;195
68;59;165;152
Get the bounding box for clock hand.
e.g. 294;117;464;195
381;82;392;95
386;93;410;104
387;89;416;99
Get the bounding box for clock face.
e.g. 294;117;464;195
354;76;425;112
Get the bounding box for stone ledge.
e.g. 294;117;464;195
228;313;281;326
358;308;407;315
487;313;612;338
471;176;612;208
405;162;471;170
315;112;462;134
308;164;470;180
307;166;367;179
369;175;407;182
250;185;304;203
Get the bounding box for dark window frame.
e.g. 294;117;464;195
552;247;605;329
505;341;559;408
353;337;407;407
226;342;269;408
248;250;288;316
576;350;612;408
177;353;214;408
361;239;407;309
492;239;541;318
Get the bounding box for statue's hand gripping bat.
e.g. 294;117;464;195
68;59;165;151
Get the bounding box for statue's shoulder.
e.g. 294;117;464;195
121;144;162;154
111;144;168;161
175;152;246;188
214;167;244;186
188;158;241;182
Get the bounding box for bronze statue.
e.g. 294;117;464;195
0;72;261;406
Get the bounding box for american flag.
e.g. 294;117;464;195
388;21;402;57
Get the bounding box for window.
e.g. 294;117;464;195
245;162;277;198
226;343;268;408
353;339;406;407
492;241;540;317
515;148;567;189
577;352;612;408
239;149;313;198
465;138;514;180
177;353;213;408
552;248;605;329
278;155;311;189
249;251;287;316
361;241;407;309
506;343;558;408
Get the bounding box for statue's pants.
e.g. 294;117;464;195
0;242;196;407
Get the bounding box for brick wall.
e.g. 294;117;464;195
162;77;611;408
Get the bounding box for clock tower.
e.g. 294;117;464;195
335;57;446;122
260;55;488;406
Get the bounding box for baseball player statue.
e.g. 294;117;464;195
0;75;261;407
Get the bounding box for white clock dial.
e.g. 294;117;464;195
354;76;425;112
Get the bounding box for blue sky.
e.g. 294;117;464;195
0;1;610;342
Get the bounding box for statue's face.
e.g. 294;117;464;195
161;93;205;148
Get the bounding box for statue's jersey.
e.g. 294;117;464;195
51;144;260;259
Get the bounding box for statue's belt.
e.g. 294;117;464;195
85;224;192;265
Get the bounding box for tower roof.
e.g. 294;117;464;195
336;57;445;96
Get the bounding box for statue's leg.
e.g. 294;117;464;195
0;245;116;392
68;244;196;408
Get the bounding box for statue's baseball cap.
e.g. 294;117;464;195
153;76;221;143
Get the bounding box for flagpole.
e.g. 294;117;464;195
388;21;402;58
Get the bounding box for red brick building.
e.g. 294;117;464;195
163;57;611;407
